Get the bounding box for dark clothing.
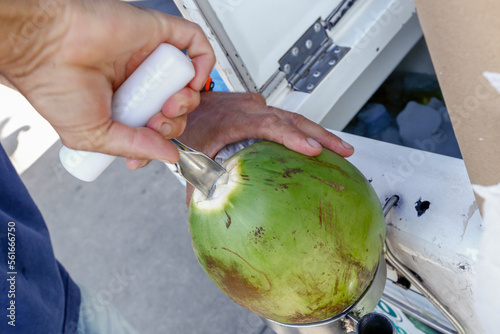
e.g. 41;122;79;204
0;145;80;333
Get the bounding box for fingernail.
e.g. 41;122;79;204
160;158;175;165
178;106;188;116
341;140;353;150
137;160;148;169
130;160;148;170
159;122;172;137
307;137;322;148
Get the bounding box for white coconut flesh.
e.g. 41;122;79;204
192;157;241;211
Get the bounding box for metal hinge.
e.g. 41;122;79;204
278;0;356;93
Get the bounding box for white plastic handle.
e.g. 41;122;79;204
59;44;195;182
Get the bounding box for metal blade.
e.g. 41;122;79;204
170;139;227;197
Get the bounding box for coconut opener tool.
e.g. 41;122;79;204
59;43;226;196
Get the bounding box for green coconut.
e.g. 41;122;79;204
188;141;385;324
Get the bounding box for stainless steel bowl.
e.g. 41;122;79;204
264;257;391;334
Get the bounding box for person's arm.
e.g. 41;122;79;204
0;0;215;164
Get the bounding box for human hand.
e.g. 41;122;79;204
0;0;215;165
174;92;354;159
145;92;354;204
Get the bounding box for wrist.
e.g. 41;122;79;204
0;0;68;81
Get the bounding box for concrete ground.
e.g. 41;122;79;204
1;0;274;333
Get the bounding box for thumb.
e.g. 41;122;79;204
63;121;180;163
102;121;180;163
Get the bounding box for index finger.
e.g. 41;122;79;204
149;11;216;91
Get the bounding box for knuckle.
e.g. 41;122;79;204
190;21;204;34
247;92;266;103
147;113;165;130
177;119;187;135
189;91;201;108
261;113;281;128
289;111;307;126
236;92;266;109
169;117;188;138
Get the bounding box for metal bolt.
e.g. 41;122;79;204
314;23;321;32
305;39;313;49
283;63;291;74
328;59;336;66
334;47;341;53
307;84;314;91
291;47;299;56
313;71;321;78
